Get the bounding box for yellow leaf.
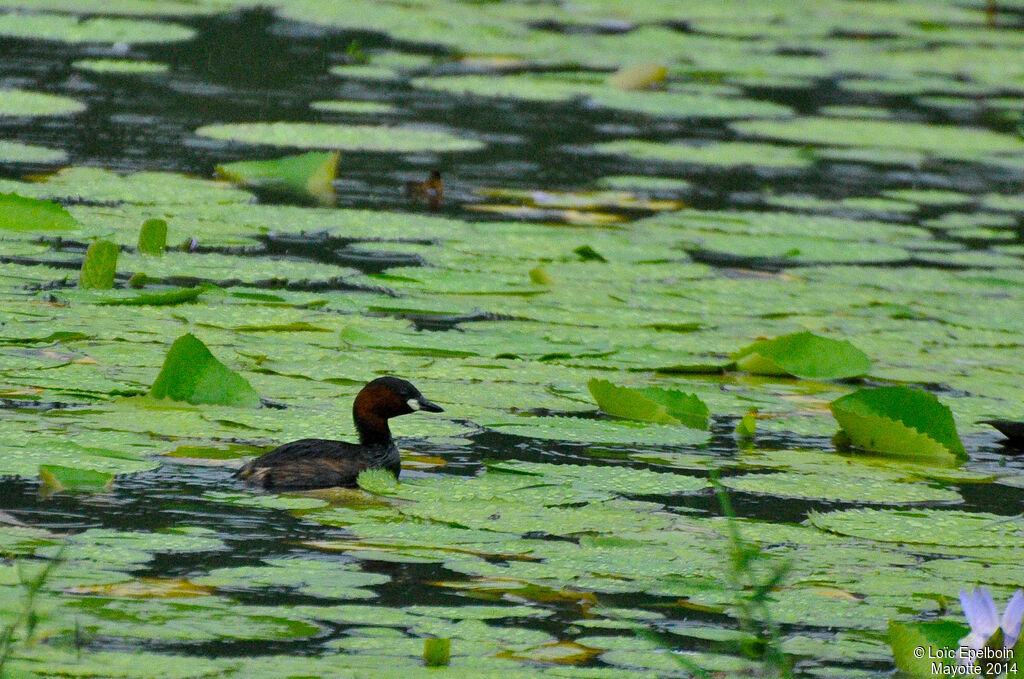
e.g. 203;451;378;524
608;63;667;91
68;578;214;599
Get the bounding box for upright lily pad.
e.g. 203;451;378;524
138;218;167;255
588;378;709;429
149;333;260;407
79;240;119;289
889;621;965;677
0;192;76;231
39;464;115;492
423;638;451;667
731;332;872;379
830;387;966;462
216;151;340;205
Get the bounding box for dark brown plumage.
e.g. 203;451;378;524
404;170;443;211
235;376;443;490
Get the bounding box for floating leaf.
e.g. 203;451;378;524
0;12;195;44
72;59;169;74
720;472;960;504
138;218;167;255
591;139;812;168
423;638;451;667
488;460;709;495
195;122;483;152
0;88;86;117
733;117;1024;160
476;187;681;212
149;333;260;407
807;508;1024;547
39;464;114;492
358;468;398;493
731;331;871;379
216;151;340;205
608;63;667;91
0;192;76;231
830;387;966;462
194;558;388;599
68;578;214;598
79;240;119;289
310;99;395;114
596;174;691;192
574;245;606;262
99;286;205;306
588;378;709;430
231;321;330;332
0;140;67;163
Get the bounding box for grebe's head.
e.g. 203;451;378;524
353;376;443;423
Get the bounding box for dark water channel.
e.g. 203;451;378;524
3;6;1024;677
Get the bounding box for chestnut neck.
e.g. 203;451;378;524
352;384;397;448
355;413;392;448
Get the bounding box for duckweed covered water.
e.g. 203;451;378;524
1;1;1024;677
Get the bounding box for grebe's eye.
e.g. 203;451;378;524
407;398;421;411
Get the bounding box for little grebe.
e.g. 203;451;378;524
404;170;443;210
236;376;443;490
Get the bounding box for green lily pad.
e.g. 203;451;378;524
195;122;484;152
720;472;960;504
889;620;965;677
734;412;757;439
39;464;115;492
216;151;339;205
487;460;709;496
588;378;710;429
595;175;692;192
412;73;790;119
807;508;1024;547
79;240;119;289
591;139;812;168
0;166;253;205
0;192;77;231
72;58;169;74
423;638;451;667
137;218;167;255
733;117;1024;160
149;333;260;408
0;88;86;117
194;558;389;599
98;286;205;306
0;140;67;163
830;387;966;462
0;12;195;44
310;100;396;114
731;332;872;379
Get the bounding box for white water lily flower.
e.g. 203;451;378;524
1003;589;1024;647
958;587;1024;661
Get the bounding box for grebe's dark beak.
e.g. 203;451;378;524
417;397;444;413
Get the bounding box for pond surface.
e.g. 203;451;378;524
1;2;1024;678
